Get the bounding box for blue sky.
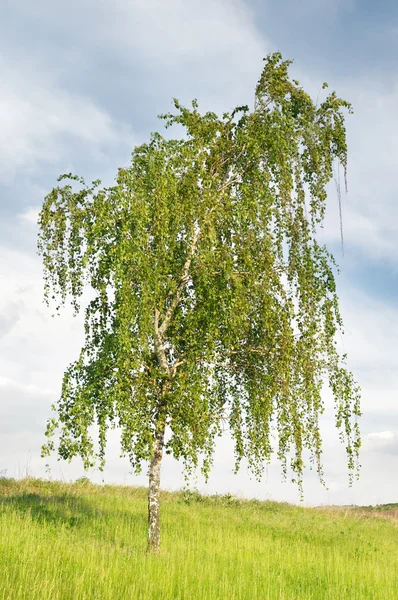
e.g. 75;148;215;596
1;0;397;506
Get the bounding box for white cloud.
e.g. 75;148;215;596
103;0;263;62
337;288;398;382
0;54;135;184
364;430;398;457
19;207;40;226
7;0;270;116
319;81;398;263
15;0;266;64
0;302;22;340
368;431;395;441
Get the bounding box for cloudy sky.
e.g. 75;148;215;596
1;0;397;506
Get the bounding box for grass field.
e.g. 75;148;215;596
0;478;397;599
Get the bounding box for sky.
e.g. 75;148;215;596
1;0;398;506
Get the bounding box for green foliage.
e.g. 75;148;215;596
1;480;397;599
74;476;92;487
38;52;360;494
180;487;240;507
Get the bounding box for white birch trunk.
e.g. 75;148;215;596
148;234;199;553
147;418;166;553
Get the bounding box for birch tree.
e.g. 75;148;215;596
39;53;361;553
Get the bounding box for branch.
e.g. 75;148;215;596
210;144;247;179
155;165;253;341
158;227;200;337
216;175;241;196
170;359;185;379
154;308;170;375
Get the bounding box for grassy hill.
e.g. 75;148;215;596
0;478;397;599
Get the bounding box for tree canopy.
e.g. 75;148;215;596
39;53;361;551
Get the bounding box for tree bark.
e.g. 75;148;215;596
147;417;166;553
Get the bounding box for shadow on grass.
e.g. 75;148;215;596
0;488;147;536
0;491;105;528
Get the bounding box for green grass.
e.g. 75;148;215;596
0;478;397;599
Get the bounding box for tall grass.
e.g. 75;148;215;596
0;478;397;599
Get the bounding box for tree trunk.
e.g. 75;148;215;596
147;419;166;553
